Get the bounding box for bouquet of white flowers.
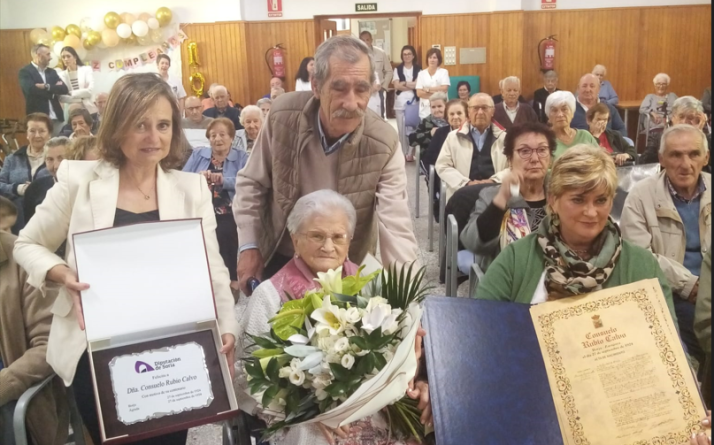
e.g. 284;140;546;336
242;263;429;441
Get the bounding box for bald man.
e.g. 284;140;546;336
571;73;627;138
182;96;213;129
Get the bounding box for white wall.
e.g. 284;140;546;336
0;0;241;30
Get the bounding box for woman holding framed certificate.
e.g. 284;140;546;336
14;73;240;445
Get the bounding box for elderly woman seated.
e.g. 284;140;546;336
184;118;249;297
546;91;598;159
257;98;272;118
640;73;678;163
66;107;94;139
586;102;636;166
456;81;471;100
461;122;555;271
233;105;263;153
409;92;448;161
0;230;67;445
474;144;677;322
236;189;430;445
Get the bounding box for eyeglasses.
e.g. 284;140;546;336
300;230;350;246
468;105;493;112
186;106;202;112
515;146;551;159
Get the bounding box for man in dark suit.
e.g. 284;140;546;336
18;44;69;135
203;84;243;130
532;70;560;123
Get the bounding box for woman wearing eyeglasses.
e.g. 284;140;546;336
461;122;555;272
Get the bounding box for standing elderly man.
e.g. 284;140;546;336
570;73;627;138
492;76;538;132
359;31;393;119
203;85;242;131
233;35;419;293
532;70;560;123
621;124;710;375
18;44;69;136
183;96;214;129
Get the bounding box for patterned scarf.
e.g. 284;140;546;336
536;214;622;299
499;208;532;250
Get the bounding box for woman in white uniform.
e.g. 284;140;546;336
294;57;314;92
415;47;450;121
393;45;421;161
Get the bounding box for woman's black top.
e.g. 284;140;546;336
113;208;160;227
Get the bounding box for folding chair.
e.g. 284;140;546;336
14;375;85;445
445;214;459;297
427;166;437;252
469;263;485;298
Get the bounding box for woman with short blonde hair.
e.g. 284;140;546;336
475;144;677;318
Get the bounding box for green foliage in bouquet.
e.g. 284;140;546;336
242;262;432;442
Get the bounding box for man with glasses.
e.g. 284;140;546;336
18;44;69;136
183;96;214;129
436;93;508;201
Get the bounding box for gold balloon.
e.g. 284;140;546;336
50;26;66;42
83;38;95;50
155;7;172;27
122;34;137;46
190;72;205;97
85;30;102;46
30;28;47;44
104;12;121;30
65;24;81;38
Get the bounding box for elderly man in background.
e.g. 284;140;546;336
532;70;560;123
621;125;710;376
203;85;242;131
233;35;419;294
592;64;619;105
570;73;627;138
183;96;213;129
92;92;108;128
492;76;538;131
23;137;69;225
18;44;68;136
263;77;283;99
0;229;67;445
359;31;393;119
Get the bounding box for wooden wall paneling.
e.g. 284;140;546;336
486;12;524;96
0;30;32;120
244;20;315;104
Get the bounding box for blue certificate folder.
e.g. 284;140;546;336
423;296;564;445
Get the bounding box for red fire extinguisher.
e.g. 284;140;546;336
265;44;286;78
538;35;557;72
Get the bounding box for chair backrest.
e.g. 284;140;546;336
610;163;661;224
404;100;421;129
448;76;480;101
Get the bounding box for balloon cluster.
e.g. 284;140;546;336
28;7;174;67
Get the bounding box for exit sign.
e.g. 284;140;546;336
356;3;378;12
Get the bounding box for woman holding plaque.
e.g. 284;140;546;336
235;189;431;445
474;144;677;321
14;73;240;445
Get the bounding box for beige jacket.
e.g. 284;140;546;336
371;46;393;91
435;122;508;202
0;232;68;445
233;92;419;267
621;171;711;298
14;160;240;385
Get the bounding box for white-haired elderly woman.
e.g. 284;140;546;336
641;73;678;128
257;97;272;118
475;145;677;320
592;64;619;105
232;104;263;153
545;91;597;159
409;91;449;161
235;189;427;445
668;96;711;170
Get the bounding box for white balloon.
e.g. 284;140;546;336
116;23;132;39
147;18;160;30
49;52;60;68
53;41;64;56
131;20;149;37
91;16;106;33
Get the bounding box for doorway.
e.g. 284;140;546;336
314;12;421;119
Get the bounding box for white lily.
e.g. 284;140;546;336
314;267;343;294
311;295;347;336
366;297;389;312
361;302;392;334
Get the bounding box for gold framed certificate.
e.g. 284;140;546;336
530;279;708;444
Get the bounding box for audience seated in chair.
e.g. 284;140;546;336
66;107;94;139
570;73;627;138
620;124;710;377
409;92;448;161
669;96;711;168
0;230;68;445
545;91;598;159
492;78;525;105
532;70;560;123
592;64;619;105
492;76;538;132
435;92;508;202
23;137;68;226
461;122;555;272
203;84;243;131
639;73;678;164
586;102;636;166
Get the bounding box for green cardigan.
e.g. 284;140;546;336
554;129;598;159
474;233;677;323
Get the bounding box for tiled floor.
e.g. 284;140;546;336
185;119;466;444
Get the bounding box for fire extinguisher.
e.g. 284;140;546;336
265;44;286;79
538;35;557;72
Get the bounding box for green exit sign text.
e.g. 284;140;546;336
356;3;378;12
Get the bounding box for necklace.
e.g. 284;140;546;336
128;173;152;200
